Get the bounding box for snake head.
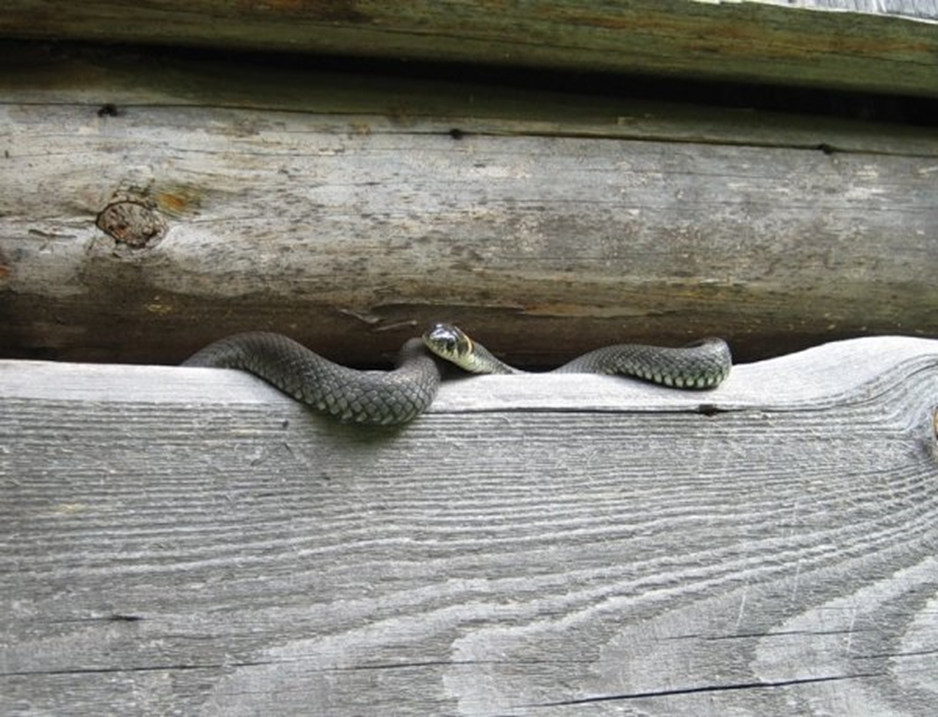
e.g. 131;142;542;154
423;323;475;368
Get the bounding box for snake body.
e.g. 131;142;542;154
183;332;441;425
185;325;731;425
423;324;731;389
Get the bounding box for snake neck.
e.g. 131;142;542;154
461;342;518;375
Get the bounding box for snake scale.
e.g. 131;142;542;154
184;324;732;426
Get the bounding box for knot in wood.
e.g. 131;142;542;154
96;200;167;247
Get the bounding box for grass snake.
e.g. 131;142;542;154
184;324;731;425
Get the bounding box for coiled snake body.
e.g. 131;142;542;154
184;325;731;426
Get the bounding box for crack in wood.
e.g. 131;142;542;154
0;661;272;677
45;614;144;624
852;647;938;661
664;627;872;641
524;672;886;708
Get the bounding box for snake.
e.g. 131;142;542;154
184;325;731;426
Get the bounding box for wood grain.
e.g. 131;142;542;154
1;1;937;96
1;47;936;366
2;336;937;715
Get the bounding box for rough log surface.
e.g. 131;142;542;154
1;336;938;715
1;47;936;366
1;1;937;97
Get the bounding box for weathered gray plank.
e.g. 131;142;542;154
1;1;937;96
1;336;937;715
1;48;936;366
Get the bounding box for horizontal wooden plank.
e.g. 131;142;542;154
1;47;936;367
1;336;938;715
1;1;937;96
3;335;936;413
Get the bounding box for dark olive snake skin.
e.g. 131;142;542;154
185;326;731;425
433;327;731;388
183;332;441;426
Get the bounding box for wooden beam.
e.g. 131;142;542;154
1;1;937;97
1;47;936;366
1;335;937;714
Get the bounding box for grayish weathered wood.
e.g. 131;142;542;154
2;336;938;715
1;47;936;366
1;1;937;96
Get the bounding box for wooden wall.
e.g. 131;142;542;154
1;39;936;365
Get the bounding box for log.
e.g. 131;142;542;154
1;336;937;715
2;46;936;366
1;1;937;97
